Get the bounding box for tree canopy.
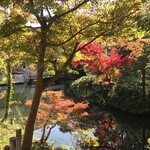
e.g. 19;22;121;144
0;0;146;149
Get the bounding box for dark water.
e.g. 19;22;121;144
88;109;150;150
0;84;150;150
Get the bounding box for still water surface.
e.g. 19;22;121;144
0;84;150;150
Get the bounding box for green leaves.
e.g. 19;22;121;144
0;9;27;37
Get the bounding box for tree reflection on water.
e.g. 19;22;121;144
1;84;149;149
83;109;150;150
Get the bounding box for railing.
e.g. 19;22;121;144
4;129;22;150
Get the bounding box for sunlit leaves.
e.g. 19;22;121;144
136;0;150;32
0;4;28;37
0;121;22;148
25;90;89;129
0;54;7;84
74;128;99;149
72;43;133;83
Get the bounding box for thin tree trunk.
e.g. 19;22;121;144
22;26;47;150
2;61;13;122
142;68;146;101
142;126;146;150
44;124;56;143
40;121;48;146
40;121;56;150
141;59;146;101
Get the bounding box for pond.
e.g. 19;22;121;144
0;84;150;150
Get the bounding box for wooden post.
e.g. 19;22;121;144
16;129;21;150
9;137;16;150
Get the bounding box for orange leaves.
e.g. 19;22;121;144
24;99;32;106
102;81;110;86
125;39;150;57
126;40;144;57
113;38;150;58
25;91;89;128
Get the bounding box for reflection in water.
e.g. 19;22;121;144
89;110;150;150
0;84;34;119
34;125;75;148
0;84;150;149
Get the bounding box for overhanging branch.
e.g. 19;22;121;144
1;25;40;37
47;20;99;46
43;42;80;90
48;0;90;27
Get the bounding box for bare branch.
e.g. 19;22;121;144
64;41;80;68
46;6;52;18
76;32;107;51
28;0;43;25
43;71;63;90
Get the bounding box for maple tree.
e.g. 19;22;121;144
0;0;143;149
72;43;133;84
25;90;89;149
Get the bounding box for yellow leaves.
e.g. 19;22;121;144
73;50;89;62
108;38;149;58
57;113;68;121
127;41;143;57
97;74;106;82
97;67;122;84
147;138;150;145
74;128;100;148
126;38;150;57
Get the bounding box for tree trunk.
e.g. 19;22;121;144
2;61;13;122
22;82;43;150
22;26;47;150
142;67;146;101
22;24;79;150
142;126;146;150
141;58;146;101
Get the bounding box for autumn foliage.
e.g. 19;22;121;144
25;91;88;147
72;43;133;84
94;113;122;149
25;90;88;128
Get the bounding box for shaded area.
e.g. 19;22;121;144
83;108;150;150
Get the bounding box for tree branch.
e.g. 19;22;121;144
1;26;40;37
48;0;90;27
43;42;80;90
28;0;33;7
28;0;43;25
45;124;56;142
46;6;52;18
47;20;99;46
43;71;63;90
64;42;80;68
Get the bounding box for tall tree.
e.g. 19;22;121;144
0;0;142;149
